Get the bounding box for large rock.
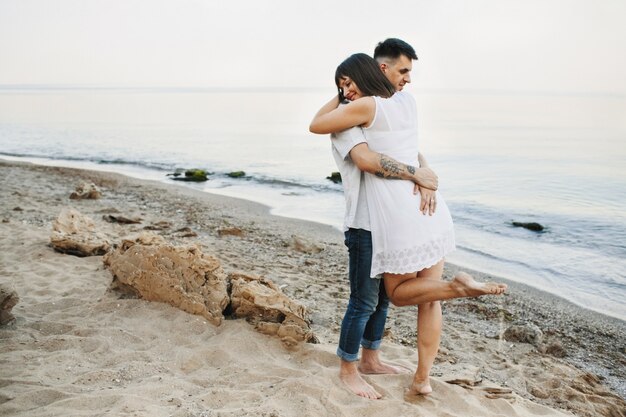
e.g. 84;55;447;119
50;207;110;256
0;284;19;325
70;182;102;200
229;273;316;346
103;233;229;326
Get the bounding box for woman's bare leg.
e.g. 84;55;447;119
411;261;444;395
382;262;507;395
383;269;506;307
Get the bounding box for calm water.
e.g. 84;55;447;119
1;87;625;320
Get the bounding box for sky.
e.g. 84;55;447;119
1;0;625;94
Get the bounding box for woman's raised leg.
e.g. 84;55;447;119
383;261;507;395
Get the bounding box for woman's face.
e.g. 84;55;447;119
338;76;363;101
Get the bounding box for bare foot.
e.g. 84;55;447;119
340;371;382;399
408;378;433;396
359;360;411;375
452;272;507;297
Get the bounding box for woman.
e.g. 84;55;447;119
310;53;506;395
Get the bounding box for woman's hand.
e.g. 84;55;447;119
419;187;437;216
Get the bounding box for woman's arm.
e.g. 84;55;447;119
309;96;375;134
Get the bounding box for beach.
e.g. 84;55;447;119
1;159;624;417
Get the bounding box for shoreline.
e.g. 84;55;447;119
1;159;624;416
3;155;623;323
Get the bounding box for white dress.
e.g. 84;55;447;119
363;92;456;277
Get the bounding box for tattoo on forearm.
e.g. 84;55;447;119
376;155;401;179
376;155;414;180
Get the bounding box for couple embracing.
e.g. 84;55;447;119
309;38;507;399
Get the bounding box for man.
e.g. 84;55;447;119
324;38;506;399
329;38;432;400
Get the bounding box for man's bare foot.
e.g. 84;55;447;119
452;272;507;297
358;361;411;375
408;378;433;396
340;371;382;399
359;348;412;375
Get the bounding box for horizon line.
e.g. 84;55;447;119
0;84;624;99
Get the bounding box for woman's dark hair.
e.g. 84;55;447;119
334;53;396;102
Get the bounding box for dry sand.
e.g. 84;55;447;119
1;160;624;417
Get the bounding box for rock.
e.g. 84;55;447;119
175;227;197;238
504;323;543;346
70;182;102;200
580;372;601;385
511;221;544;232
50;207;110;256
229;273;316;345
168;169;210;182
217;227;245;237
227;171;245;178
444;364;483;387
0;284;19;325
102;214;142;224
12;207;23;211
540;340;567;358
326;171;342;184
482;387;513;395
103;232;229;326
289;235;323;254
529;385;550;399
144;221;172;230
186;169;208;182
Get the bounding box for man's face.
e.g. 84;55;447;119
380;54;413;91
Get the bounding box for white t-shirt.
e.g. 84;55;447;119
331;127;370;231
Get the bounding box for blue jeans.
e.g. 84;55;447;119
337;228;390;362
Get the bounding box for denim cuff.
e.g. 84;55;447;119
361;338;382;350
336;346;359;362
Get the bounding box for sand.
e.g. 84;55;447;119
1;160;624;417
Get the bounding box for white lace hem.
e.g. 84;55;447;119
370;228;456;277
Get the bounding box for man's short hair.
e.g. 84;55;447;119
374;38;418;61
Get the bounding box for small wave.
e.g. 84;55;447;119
450;201;626;258
0;151;179;173
455;243;564;279
248;174;341;193
0;152;343;195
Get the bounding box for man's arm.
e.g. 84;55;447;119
349;143;438;190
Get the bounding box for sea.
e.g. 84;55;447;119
1;86;625;321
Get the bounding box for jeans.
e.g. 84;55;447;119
337;228;390;362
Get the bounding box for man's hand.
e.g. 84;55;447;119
419;187;437;216
413;167;438;191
